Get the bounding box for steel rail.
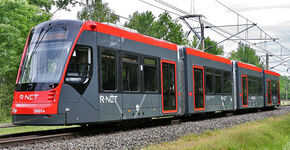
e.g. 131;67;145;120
0;127;83;148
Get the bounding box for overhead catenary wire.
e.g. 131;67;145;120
144;1;269;51
147;0;289;72
215;0;290;67
217;0;290;54
140;0;277;55
77;0;260;58
139;0;187;20
74;0;288;73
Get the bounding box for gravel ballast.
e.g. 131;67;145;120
4;106;290;150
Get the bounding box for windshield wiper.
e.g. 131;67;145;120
30;26;52;56
21;27;52;72
20;64;26;70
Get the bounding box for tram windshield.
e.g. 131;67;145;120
18;22;80;85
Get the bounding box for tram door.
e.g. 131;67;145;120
161;60;177;113
241;75;248;107
193;66;205;110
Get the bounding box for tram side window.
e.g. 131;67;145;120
101;49;116;91
253;78;258;95
257;78;263;95
215;70;222;94
248;77;259;95
144;57;157;92
276;81;278;96
275;81;278;96
222;71;232;94
122;53;139;92
277;81;280;103
271;81;274;96
205;68;213;94
248;77;254;95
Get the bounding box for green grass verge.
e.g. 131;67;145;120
0;125;78;135
281;101;290;106
144;113;290;150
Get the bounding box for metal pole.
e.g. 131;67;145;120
201;23;205;51
237;14;239;38
287;77;289;101
204;24;256;51
266;53;269;70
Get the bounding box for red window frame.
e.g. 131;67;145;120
267;79;272;105
161;59;178;113
241;74;248;107
192;65;205;111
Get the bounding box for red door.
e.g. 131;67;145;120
161;59;177;113
241;75;248;107
193;66;205;111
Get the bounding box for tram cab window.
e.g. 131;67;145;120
65;46;91;84
143;57;157;92
122;53;139;92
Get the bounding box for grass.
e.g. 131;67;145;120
0;125;78;135
281;100;290;106
0;116;77;135
144;113;290;150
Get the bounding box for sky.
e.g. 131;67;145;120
52;0;290;75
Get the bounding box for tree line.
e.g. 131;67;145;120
0;0;288;121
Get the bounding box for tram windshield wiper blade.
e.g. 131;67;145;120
22;27;52;72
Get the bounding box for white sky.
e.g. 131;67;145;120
52;0;290;75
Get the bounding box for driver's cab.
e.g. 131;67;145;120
65;46;92;93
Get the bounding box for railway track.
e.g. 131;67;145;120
0;121;148;148
0;123;16;128
0;106;286;148
0;127;84;148
0;118;180;148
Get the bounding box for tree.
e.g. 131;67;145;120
0;0;51;121
204;37;224;55
151;12;186;45
27;0;54;12
26;0;75;14
279;76;290;99
124;11;155;36
77;0;119;23
125;11;187;45
27;0;77;13
190;36;224;55
229;42;263;67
